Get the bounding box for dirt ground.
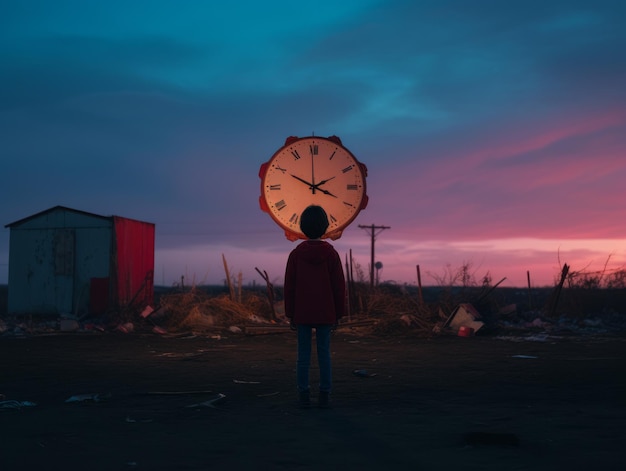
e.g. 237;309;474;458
1;328;625;470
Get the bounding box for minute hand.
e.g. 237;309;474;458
290;174;315;189
316;187;338;198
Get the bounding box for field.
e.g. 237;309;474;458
1;329;625;470
1;284;626;470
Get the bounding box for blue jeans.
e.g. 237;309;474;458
296;325;332;393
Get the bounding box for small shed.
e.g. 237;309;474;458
5;206;155;317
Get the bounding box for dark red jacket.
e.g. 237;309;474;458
284;240;346;325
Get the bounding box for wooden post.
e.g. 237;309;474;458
416;264;424;305
548;264;569;317
222;254;234;301
255;267;276;321
476;277;507;303
237;272;242;303
526;270;532;310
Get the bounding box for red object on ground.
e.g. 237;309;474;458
458;326;475;337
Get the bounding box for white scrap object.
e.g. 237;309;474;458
116;322;134;334
186;393;226;408
0;400;37;409
65;393;110;403
445;303;484;333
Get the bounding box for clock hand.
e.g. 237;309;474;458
290;174;337;197
317;187;338;198
290;174;316;191
312;175;336;188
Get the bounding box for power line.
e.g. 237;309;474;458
358;224;390;288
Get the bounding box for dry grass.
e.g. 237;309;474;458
154;284;444;336
350;285;442;335
157;288;275;332
143;279;626;337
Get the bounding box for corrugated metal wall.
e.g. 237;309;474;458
8;208;111;315
7;207;155;316
113;216;155;310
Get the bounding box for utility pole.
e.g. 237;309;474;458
358;224;391;289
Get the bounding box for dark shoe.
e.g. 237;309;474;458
298;391;311;409
318;391;331;408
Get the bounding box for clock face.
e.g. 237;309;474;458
259;136;368;240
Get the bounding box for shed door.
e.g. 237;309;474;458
54;230;74;276
52;229;75;313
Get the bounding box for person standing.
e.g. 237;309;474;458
284;205;346;408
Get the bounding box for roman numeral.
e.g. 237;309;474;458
276;200;287;211
275;165;287;174
289;213;299;224
342;165;354;173
310;144;318;155
343;201;355;208
347;184;358;190
269;184;281;190
291;150;301;160
330;214;337;223
329;150;336;161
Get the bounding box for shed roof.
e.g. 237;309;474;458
4;205;152;228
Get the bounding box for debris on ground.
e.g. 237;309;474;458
186;393;226;408
352;369;377;378
0;400;37;410
65;393;111;403
1;285;625;340
444;303;484;334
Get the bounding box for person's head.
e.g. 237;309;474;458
300;205;329;239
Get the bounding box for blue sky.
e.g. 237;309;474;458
1;0;625;287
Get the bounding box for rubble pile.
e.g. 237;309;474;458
1;287;625;340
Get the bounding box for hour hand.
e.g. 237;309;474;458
313;176;336;188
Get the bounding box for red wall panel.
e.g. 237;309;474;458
113;217;155;309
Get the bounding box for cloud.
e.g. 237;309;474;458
1;1;625;287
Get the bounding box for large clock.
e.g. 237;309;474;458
259;135;368;241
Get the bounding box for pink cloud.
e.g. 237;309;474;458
369;107;626;241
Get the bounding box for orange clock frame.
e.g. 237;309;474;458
259;135;368;241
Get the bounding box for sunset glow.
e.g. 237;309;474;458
1;1;625;288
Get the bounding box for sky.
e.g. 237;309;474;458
1;0;625;288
